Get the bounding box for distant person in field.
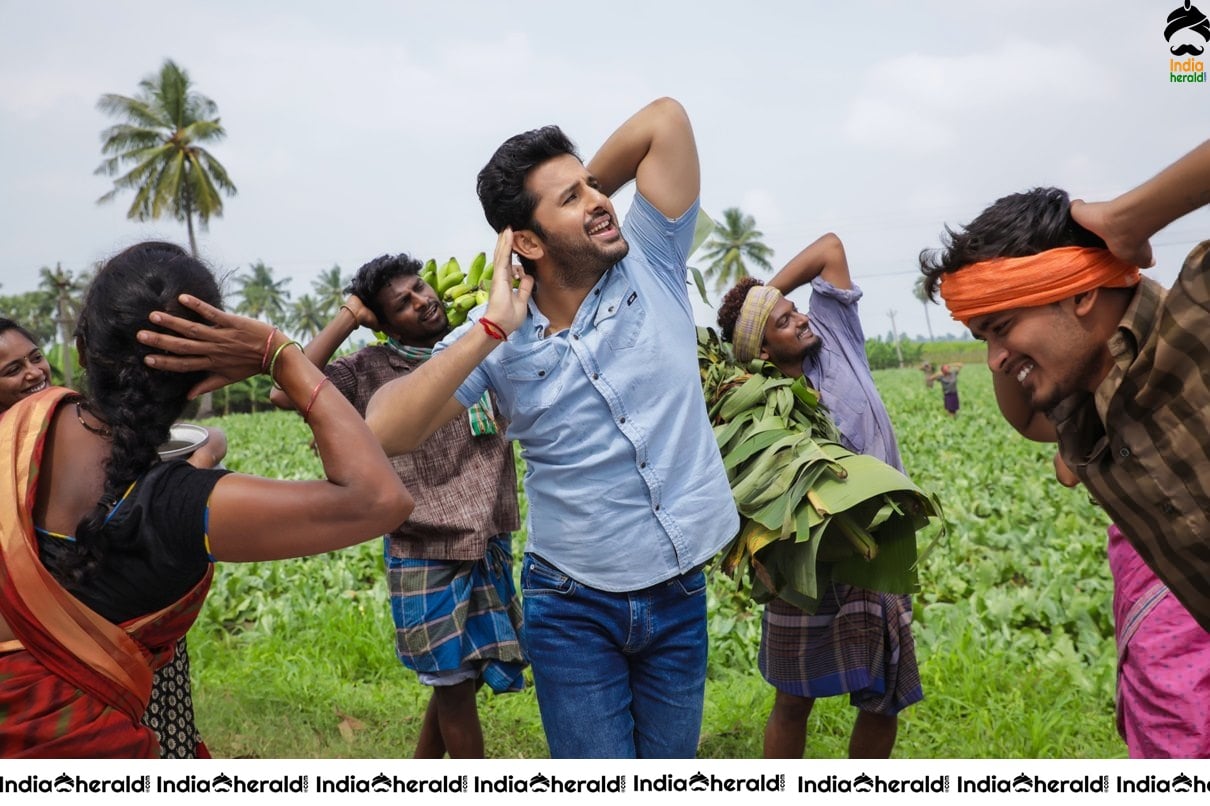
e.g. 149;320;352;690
269;253;524;759
919;138;1210;637
922;361;963;416
717;232;922;759
0;316;222;758
1044;452;1210;758
365;98;738;758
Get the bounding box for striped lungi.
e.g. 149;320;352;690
759;583;922;715
385;534;527;694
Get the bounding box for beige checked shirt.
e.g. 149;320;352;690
1052;240;1210;630
325;345;519;561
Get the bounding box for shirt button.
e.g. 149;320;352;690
538;370;546;377
640;462;646;468
1163;503;1176;515
619;417;626;424
654;504;661;511
592;373;599;380
608;306;615;313
1118;447;1130;458
572;333;580;340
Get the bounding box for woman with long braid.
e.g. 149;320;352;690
1;316;211;757
0;241;411;758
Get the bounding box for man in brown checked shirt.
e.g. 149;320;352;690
921;139;1210;634
271;253;524;758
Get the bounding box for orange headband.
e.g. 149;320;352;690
939;246;1141;325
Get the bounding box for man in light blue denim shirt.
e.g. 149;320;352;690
367;98;738;758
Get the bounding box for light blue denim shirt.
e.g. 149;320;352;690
802;278;905;473
438;193;738;591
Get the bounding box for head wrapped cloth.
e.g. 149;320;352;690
939;246;1141;326
732;284;783;362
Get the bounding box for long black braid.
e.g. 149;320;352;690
52;242;221;589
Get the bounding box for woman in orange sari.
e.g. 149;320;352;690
1;316;228;757
0;242;412;758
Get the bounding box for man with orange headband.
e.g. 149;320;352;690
919;140;1210;753
718;232;921;759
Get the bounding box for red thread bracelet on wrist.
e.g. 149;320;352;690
303;377;330;423
260;327;278;373
479;317;507;341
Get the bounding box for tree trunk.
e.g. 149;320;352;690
54;265;74;390
186;211;198;259
887;310;904;368
182;200;215;418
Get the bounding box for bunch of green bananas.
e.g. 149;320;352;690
420;253;494;328
698;327;944;614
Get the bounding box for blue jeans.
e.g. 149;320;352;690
520;553;708;758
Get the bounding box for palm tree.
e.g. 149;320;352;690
312;265;348;320
37;264;89;389
288;294;326;342
234;260;292;323
95;59;236;257
912;275;936;342
697;207;775;292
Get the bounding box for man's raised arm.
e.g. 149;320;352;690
586;97;699;219
269;295;376;412
768;232;853;294
1072;139;1210;268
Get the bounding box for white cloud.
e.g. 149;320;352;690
842;40;1112;153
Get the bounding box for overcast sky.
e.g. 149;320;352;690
3;0;1209;342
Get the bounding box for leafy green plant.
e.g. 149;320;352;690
190;364;1124;758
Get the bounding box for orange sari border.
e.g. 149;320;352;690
939;246;1140;325
0;387;152;719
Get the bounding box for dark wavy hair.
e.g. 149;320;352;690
476;125;579;271
0;317;39;347
716;276;765;343
918;187;1106;301
345;253;424;324
57;242;222;587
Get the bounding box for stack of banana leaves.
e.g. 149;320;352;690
698;326;944;614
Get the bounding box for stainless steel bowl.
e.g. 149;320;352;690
157;423;209;460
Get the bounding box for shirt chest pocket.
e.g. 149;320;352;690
820;392;867;455
595;286;646;351
501;342;566;413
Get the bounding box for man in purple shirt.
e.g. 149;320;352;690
717;232;922;758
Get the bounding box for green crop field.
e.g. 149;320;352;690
188;361;1123;758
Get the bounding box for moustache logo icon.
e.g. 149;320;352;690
1166;1;1210;55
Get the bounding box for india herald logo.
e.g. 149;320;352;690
1167;1;1210;55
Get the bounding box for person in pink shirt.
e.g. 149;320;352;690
1050;458;1210;758
1106;525;1210;757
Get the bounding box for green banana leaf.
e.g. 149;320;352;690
698;326;946;613
685;209;716;305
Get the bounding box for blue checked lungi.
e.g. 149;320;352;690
759;583;922;715
385;534;527;693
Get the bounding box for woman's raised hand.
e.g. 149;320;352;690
138;294;283;398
